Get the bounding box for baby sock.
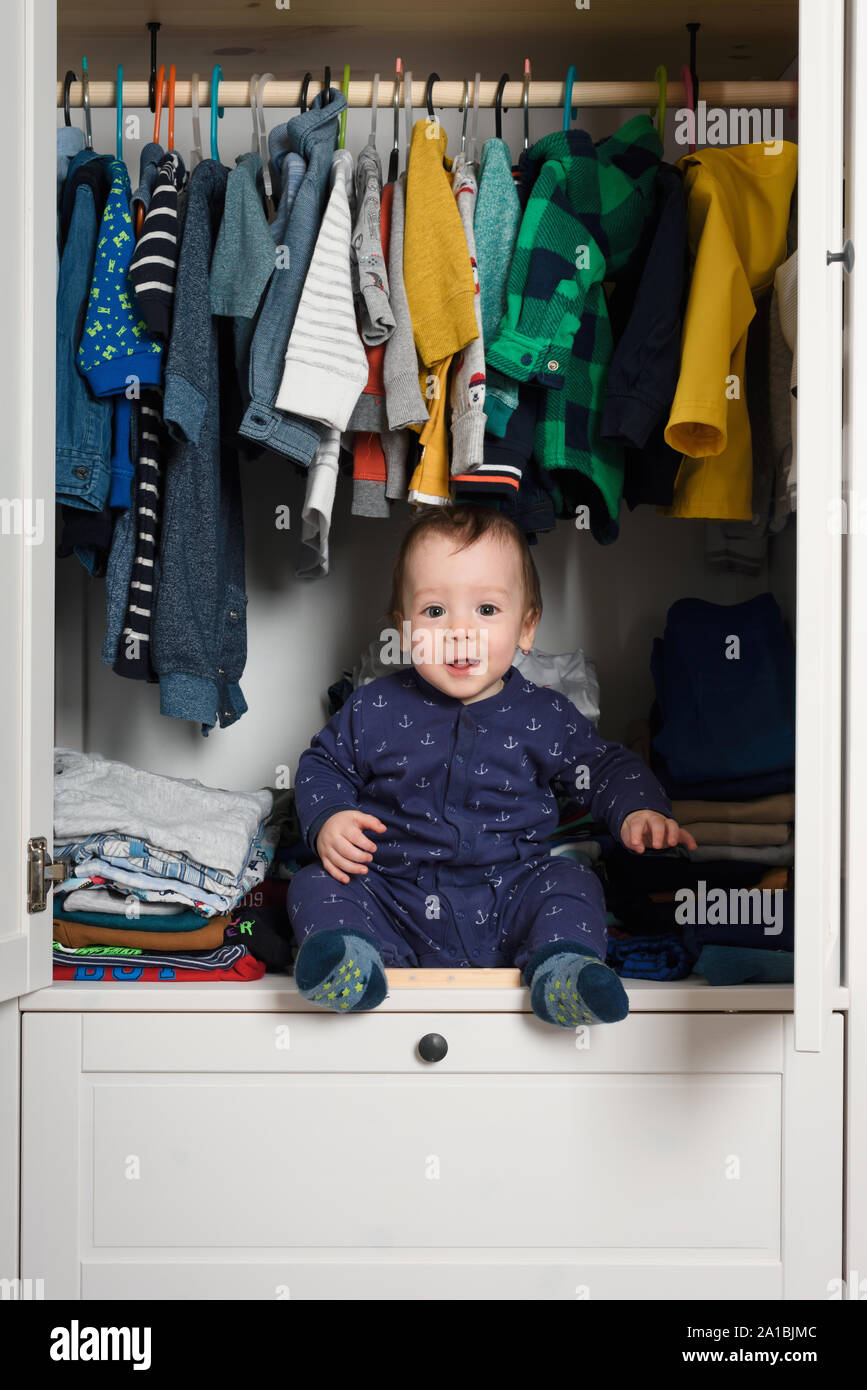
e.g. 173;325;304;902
527;948;629;1027
294;929;388;1013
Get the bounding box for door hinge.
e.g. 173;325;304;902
27;836;68;914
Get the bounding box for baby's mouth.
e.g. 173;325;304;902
446;657;480;672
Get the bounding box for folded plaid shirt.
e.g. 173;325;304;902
486;114;662;541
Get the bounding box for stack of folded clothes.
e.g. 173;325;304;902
51;749;287;982
611;593;797;986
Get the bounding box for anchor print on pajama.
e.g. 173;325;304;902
289;665;671;971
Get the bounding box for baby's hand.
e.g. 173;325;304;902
315;810;387;884
620;809;698;854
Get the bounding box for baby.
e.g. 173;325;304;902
289;505;696;1027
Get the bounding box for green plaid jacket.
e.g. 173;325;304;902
486;115;662;541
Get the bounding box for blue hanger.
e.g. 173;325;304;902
210;64;225;161
116;64;123;159
562;64;577;131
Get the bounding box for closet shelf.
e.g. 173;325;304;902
56;77;799;109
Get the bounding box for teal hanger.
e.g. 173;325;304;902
562;64;577;131
210;64;225;161
116;64;123;159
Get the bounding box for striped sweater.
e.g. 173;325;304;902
128;151;186;341
275;149;368;432
112;390;164;682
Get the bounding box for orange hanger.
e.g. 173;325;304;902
135;64;165;238
167;64;176;151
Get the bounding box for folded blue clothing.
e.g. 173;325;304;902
683;890;793;953
651;594;796;782
695;944;794;986
605;933;696;981
651;758;796;802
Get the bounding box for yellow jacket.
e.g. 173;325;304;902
404;119;478;368
663;142;798;520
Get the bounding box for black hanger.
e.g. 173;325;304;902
495;72;509;140
300;71;311;112
63;70;76;126
147;21;161;115
425;72;439;120
324;64;331;104
686;21;700;108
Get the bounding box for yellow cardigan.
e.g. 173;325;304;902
664;142;798;520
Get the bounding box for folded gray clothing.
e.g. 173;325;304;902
54;749;273;879
687;841;795;866
62;885;185;916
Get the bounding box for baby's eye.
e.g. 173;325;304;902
478;604;500;617
422;605;445;619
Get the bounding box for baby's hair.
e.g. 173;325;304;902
389;504;543;626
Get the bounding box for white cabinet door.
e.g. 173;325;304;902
0;0;56;1005
842;0;867;1305
795;0;846;1049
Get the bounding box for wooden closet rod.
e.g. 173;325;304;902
56;78;799;110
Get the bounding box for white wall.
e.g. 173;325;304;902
54;100;793;790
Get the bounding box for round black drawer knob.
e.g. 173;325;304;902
417;1032;448;1063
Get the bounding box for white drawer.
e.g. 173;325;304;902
82;1010;784;1073
86;1071;781;1251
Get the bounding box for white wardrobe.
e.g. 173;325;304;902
0;0;864;1301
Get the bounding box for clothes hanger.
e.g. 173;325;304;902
682;21;700;154
167;64;176;151
81;57;93;149
63;70;76;127
323;65;331;105
403;66;413;172
116;64;124;162
425;71;440;133
522;58;531;152
146;20;161;114
387;58;401;180
249;74;261;151
135;63;164;235
190;72;203;168
339;64;350;148
299;72;311;113
495;73;509;142
469;71;481;162
653;64;667;138
459;78;469;155
256;74;275;198
562;64;578;132
210;64;224;162
369;71;380;147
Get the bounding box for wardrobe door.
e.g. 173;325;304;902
794;0;846;1050
0;0;56;1005
843;0;867;1299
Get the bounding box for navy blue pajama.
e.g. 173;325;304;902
290;664;671;971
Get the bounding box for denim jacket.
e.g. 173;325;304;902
56;149;113;513
238;89;346;466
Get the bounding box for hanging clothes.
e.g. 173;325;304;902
474;136;522;436
662;142;798;520
154;158;248;734
486;115;663;542
275;148;368;431
602;162;687;510
382;172;428;432
237;89;346;463
128;150;186;341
